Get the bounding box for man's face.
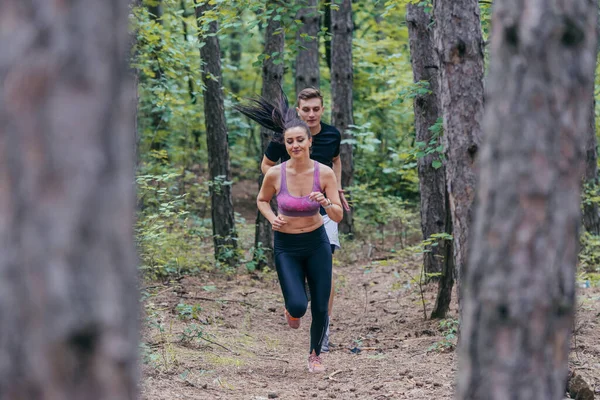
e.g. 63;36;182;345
296;98;323;131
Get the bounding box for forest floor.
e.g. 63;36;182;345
140;181;600;400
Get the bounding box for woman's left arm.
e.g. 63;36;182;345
309;167;343;223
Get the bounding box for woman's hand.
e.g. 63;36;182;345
309;191;329;207
271;215;288;231
338;189;350;211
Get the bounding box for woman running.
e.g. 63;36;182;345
235;93;343;373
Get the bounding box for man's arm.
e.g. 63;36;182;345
332;156;342;190
261;155;277;175
331;155;350;211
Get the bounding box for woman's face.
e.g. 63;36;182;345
284;126;311;159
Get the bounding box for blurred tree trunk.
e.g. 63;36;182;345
195;1;238;266
433;0;484;313
457;1;598;399
254;0;285;269
331;0;354;236
295;0;320;94
406;3;454;317
0;1;138;398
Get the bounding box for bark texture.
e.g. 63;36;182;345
196;1;238;265
431;192;454;319
0;1;138;398
331;0;354;236
583;97;600;234
457;1;598;399
433;0;485;309
295;0;320;94
255;0;285;269
406;4;450;282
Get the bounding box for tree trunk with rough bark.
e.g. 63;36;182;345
583;98;600;234
331;0;354;236
457;1;598;399
254;0;285;269
433;0;485;312
295;0;320;94
406;4;449;280
195;1;238;266
406;3;454;318
0;1;138;398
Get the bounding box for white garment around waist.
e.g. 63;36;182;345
322;214;341;249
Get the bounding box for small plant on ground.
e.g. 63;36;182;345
179;324;205;344
175;302;202;321
428;318;459;353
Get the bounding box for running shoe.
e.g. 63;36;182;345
308;354;325;373
285;309;300;329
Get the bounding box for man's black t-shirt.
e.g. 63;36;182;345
264;122;341;168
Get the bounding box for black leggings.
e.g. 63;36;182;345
274;225;332;356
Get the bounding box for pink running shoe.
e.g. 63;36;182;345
285;309;300;329
307;354;325;373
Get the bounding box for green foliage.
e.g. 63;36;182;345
392;80;432;106
176;303;203;320
579;232;600;275
411;232;453;258
428;318;459;352
246;242;269;272
350;183;421;246
407;117;444;169
179;324;206;343
136;167;213;278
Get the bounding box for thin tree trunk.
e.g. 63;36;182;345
230;31;242;95
179;0;202;150
254;0;285;269
0;1;138;398
331;0;354;236
433;0;485;313
457;1;598;398
406;4;449;283
322;1;332;72
180;0;197;105
146;0;168;152
195;1;238;266
431;191;454;319
295;0;320;94
583;97;600;234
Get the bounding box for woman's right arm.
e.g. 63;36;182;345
257;168;287;230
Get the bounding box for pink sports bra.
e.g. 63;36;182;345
277;161;322;217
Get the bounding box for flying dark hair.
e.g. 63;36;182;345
234;90;310;144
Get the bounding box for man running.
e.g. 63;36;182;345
261;87;349;352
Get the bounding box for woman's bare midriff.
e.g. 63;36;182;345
278;214;323;234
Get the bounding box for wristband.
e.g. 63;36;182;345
323;198;333;209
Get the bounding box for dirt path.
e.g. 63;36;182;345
140;257;600;399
